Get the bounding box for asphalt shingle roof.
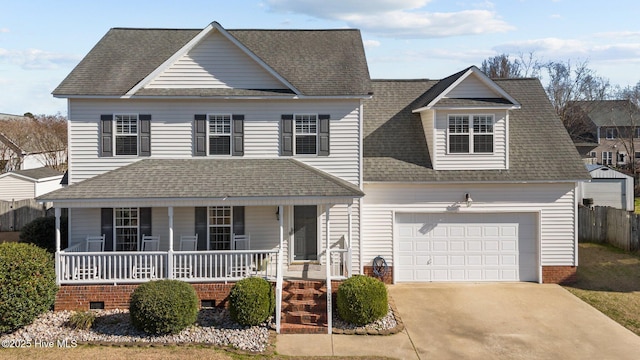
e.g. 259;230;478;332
363;78;590;182
12;167;62;180
38;159;364;201
571;100;640;127
53;26;371;97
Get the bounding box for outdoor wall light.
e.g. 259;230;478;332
275;207;280;221
465;193;473;207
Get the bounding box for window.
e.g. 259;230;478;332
295;114;318;155
115;208;138;251
636;128;640;139
605;128;617;140
448;115;494;154
635;152;640;159
209;206;231;250
618;153;626;163
208;114;231;155
115;114;138;155
602;151;613;166
590;151;597;158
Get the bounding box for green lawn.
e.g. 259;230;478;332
564;243;640;335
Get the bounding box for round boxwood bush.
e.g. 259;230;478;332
336;275;388;326
129;280;198;335
0;242;58;334
20;216;68;253
229;277;275;326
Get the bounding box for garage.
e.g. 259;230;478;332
396;213;538;282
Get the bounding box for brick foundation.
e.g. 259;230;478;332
55;283;235;311
363;266;394;284
542;266;577;284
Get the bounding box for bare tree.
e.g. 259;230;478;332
32;114;68;171
480;54;522;78
542;59;612;141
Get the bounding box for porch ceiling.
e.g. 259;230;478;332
38;158;363;206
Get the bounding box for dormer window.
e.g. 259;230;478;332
448;115;494;154
606;128;617;140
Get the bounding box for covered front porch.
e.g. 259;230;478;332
40;159;363;333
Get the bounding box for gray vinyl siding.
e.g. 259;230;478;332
146;31;286;90
67;98;361;186
318;200;361;274
434;109;507;170
0;175;34;201
445;75;500;98
245;206;281;251
68;208;101;249
419;110;435;167
361;182;577;268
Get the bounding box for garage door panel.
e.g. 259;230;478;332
397;213;538;282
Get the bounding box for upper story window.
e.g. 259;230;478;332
280;114;330;157
194;114;244;157
448;115;494;154
100;114;151;157
208;114;232;155
115;114;138;156
295;114;318;155
606;128;617;140
635;128;640;139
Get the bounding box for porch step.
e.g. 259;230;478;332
280;322;328;334
280;280;329;333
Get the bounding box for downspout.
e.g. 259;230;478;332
325;204;332;334
55;207;61;285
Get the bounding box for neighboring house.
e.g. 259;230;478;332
39;22;588;332
571;100;640;168
0;113;66;172
0;167;63;201
578;165;634;211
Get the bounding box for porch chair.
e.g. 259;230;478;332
132;235;160;279
227;233;253;278
72;235;105;280
173;235;198;279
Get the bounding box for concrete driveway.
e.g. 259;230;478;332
389;283;640;359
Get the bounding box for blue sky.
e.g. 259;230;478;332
1;0;639;115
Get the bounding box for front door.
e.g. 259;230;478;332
293;205;317;261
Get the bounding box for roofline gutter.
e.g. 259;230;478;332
37;195;363;207
53;94;373;100
412;104;521;113
363;179;587;185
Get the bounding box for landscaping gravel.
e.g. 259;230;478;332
0;309;271;352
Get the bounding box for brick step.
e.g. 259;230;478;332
282;310;327;325
282;292;326;302
279;322;328;334
282;303;327;314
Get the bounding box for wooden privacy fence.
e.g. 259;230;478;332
0;199;50;231
578;206;640;252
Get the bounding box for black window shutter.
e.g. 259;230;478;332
232;115;244;156
139;208;152;243
139;115;151;157
318;114;330;156
195;207;208;250
101;208;113;251
194;115;207;156
233;206;245;236
100;115;113;157
281;114;293;156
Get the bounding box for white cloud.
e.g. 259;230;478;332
266;0;513;38
0;28;9;33
363;40;381;49
550;14;561;19
595;31;640;39
0;48;80;70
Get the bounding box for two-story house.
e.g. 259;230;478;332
570;100;640;168
40;22;588;334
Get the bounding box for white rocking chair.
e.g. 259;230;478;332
72;235;105;280
132;235;160;279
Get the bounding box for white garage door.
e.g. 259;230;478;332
396;213;538;282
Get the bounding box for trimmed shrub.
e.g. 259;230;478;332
0;243;58;334
229;277;275;326
129;280;198;335
19;216;68;253
337;275;388;326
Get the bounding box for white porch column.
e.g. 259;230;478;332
275;205;284;333
325;204;332;334
168;207;174;279
347;204;352;278
54;207;61;285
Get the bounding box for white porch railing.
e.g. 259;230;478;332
329;248;349;279
57;248;279;285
